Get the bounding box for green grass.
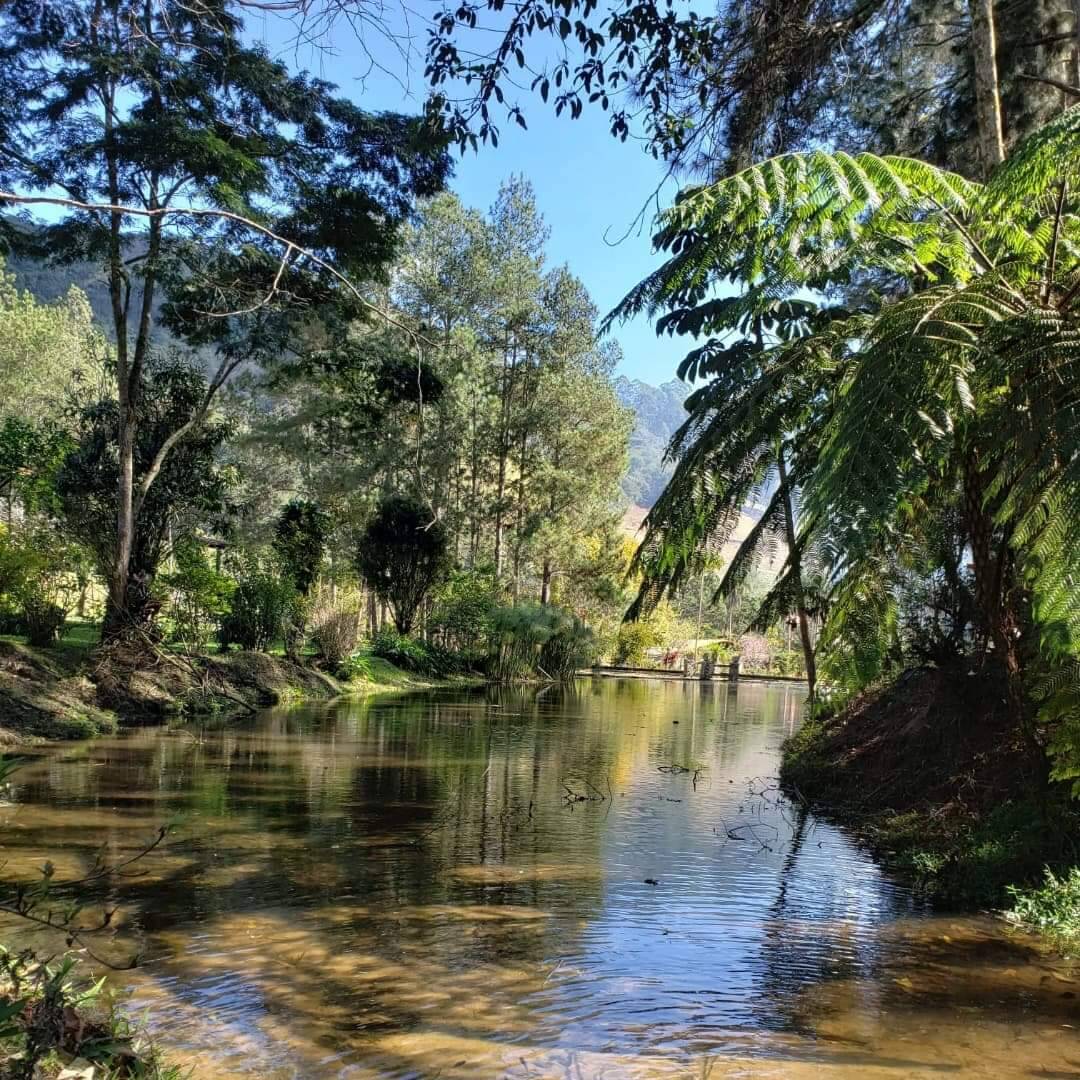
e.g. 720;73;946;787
1007;868;1080;953
0;621;100;674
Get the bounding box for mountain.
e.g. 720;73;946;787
5;241;187;354
614;376;786;574
7;252;115;322
613;375;689;508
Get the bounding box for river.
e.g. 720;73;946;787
1;678;1077;1078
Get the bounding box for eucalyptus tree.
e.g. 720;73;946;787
0;0;449;637
613;107;1080;774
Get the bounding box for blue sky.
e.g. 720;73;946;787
254;13;692;385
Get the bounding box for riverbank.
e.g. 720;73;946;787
0;635;470;742
780;666;1079;913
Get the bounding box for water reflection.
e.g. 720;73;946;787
1;679;1078;1078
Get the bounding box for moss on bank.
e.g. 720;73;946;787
0;636;469;743
781;666;1080;910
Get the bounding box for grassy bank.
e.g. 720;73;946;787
0;624;473;742
781;667;1080;922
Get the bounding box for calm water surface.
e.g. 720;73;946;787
2;679;1079;1078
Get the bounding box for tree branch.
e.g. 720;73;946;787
1017;72;1080;98
0;191;435;349
1;189;438;512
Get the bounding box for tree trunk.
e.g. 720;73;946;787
776;445;817;707
962;453;1038;757
367;589;378;636
493;343;512;579
105;394;137;638
512;369;531;600
540;560;553;604
469;393;480;568
969;0;1005;175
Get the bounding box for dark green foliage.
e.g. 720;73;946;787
160;540;235;652
22;598;64;648
369;628;464;677
272;500;330;596
0;418;70;516
56;355;232;628
373;354;445;407
0;0;450;329
354;495;451;634
427;0;1060;180
218;563;295;652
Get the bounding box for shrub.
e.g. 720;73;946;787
0;605;25;635
703;641;734;664
219;564;296;652
370;627;465;677
772;648;806;677
338;651;374;683
489;602;596;682
0;524;80;648
23;596;65;648
429;568;502;655
161;540;234;652
540;613;595;680
311;607;361;668
1008;868;1080;952
613;620;659;666
282;592;311;661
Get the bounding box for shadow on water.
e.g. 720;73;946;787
1;679;1079;1078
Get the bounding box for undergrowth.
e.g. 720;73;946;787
1007;868;1080;954
781;677;1080;911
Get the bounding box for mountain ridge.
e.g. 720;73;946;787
613;374;688;508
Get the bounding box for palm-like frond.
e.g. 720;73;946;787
616;105;1080;756
606;151;983;338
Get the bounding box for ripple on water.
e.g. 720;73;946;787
0;679;1076;1079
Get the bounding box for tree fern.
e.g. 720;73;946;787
615;105;1080;775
